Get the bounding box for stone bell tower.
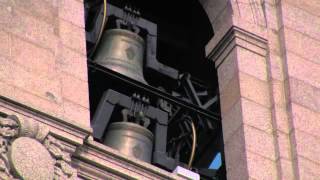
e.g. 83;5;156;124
0;0;319;179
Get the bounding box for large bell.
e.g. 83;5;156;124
94;29;147;84
103;122;153;162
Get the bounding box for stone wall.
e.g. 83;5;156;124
0;0;90;128
204;0;320;179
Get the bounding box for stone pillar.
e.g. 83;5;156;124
204;0;277;179
0;0;90;129
203;0;320;179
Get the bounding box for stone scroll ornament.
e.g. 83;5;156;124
0;115;77;180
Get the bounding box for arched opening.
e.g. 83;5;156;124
85;0;226;179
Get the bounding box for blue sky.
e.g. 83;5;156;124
209;152;222;169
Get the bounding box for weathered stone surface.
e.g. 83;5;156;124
291;103;320;138
289;78;320;113
241;98;273;133
9;137;55;180
287;52;320;89
283;27;320;65
239;72;271;108
237;47;268;81
59;0;85;28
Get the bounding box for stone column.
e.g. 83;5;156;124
204;0;277;179
203;0;320;179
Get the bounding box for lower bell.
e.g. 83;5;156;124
103;122;153;162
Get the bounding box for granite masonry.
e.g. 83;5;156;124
0;0;319;179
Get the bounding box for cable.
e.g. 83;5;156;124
89;0;108;58
188;120;197;168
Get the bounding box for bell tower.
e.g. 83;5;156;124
1;0;319;179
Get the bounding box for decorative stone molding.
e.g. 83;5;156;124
0;114;77;180
207;26;268;67
44;135;78;179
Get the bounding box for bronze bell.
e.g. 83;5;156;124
103;122;153;162
94;29;147;84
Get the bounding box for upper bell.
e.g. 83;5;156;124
94;29;147;84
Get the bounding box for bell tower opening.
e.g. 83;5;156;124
85;0;226;179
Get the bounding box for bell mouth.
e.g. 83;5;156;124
108;122;153;141
105;29;145;45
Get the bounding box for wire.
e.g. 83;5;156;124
188;120;197;168
89;0;108;58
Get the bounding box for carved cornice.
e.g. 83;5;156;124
207;26;268;68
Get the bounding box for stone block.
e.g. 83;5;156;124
220;74;241;114
273;106;291;133
59;0;85;28
63;99;90;128
278;158;295;180
276;131;291;159
231;0;265;27
287;52;320;89
0;30;10;57
0;78;16;99
295;130;320;163
224;126;249;180
264;2;280;31
0;3;14;29
268;30;281;55
291;103;320;138
12;0;59;25
247;152;277;180
0;57;62;104
239;72;271;108
241;98;273;133
5;9;58;52
217;48;237;91
297;156;320;179
61;72;89;108
269;54;286;81
0;80;64;119
59;19;86;54
236;47;268;81
281;2;320;41
243;125;277;160
271;80;286;107
11;36;56;77
56;44;88;81
221;99;242;142
283;27;320;65
289;78;320;113
283;0;320;17
264;0;280;5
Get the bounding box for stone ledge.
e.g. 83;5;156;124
74;138;186;180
